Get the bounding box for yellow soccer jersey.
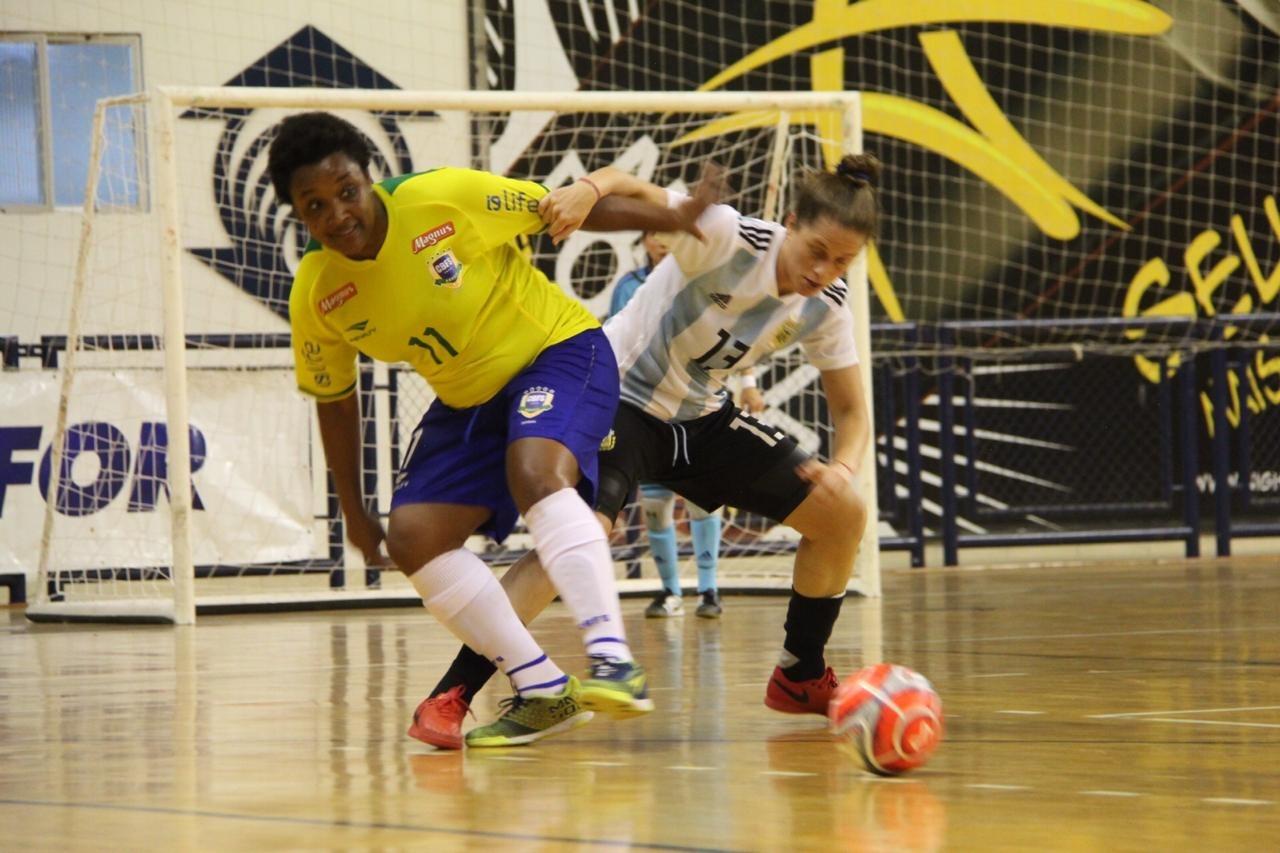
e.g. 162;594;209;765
288;168;598;408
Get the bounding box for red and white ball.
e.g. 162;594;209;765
828;663;943;776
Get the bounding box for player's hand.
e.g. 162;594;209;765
795;459;855;513
740;386;766;413
539;181;599;245
669;162;726;241
347;508;393;569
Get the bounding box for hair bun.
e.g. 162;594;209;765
834;153;881;188
836;161;871;184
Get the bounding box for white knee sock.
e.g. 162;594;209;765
409;548;567;697
524;488;632;663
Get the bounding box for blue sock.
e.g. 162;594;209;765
692;514;721;593
646;525;681;595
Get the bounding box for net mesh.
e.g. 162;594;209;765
486;1;1279;550
27;92;864;618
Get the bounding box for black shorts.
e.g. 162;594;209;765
595;400;812;525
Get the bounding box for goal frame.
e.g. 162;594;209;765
28;87;877;625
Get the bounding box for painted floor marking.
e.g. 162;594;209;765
1148;718;1280;729
1081;790;1141;798
967;783;1030;791
927;624;1280;647
1203;798;1273;806
1089;704;1280;719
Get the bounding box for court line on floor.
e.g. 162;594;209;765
0;798;743;851
1080;790;1141;797
1203;797;1273;806
970;672;1028;678
919;625;1280;647
1089;705;1280;719
966;783;1030;791
1147;718;1280;729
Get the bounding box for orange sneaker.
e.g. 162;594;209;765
408;685;470;749
764;665;839;716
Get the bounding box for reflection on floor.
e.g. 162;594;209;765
3;558;1279;850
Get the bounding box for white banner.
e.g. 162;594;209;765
0;369;317;579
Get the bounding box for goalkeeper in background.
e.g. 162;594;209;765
268;111;709;748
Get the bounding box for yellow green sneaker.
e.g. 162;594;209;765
579;657;655;718
463;676;594;748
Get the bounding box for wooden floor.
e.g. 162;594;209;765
3;558;1279;851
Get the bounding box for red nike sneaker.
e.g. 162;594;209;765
408;685;470;749
764;665;839;716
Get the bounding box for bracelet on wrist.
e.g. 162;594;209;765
740;373;758;389
579;176;602;201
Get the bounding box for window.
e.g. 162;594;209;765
0;34;141;210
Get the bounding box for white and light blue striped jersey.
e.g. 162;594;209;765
604;193;858;422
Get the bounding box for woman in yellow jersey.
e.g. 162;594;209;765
267;112;708;748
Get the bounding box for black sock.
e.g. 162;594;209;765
780;588;845;682
430;645;498;703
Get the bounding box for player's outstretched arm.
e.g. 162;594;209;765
315;395;389;569
540;164;722;244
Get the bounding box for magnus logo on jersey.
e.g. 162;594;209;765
517;386;556;419
411;221;456;254
431;250;463;287
318;282;357;315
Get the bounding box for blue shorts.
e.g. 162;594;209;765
391;328;619;543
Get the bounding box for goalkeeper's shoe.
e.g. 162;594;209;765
407;685;470;750
579;657;655;717
463;677;594;748
644;590;684;618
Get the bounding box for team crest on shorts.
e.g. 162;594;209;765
599;430;616;451
430;249;463;288
517;386;555;419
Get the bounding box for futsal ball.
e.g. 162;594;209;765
828;663;943;776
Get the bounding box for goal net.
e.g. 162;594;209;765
27;88;876;624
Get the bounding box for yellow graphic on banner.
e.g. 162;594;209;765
1122;194;1280;433
683;0;1172;321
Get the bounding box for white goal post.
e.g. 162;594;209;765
28;87;877;625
